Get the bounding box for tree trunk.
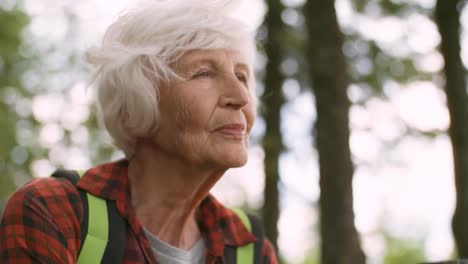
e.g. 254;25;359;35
435;0;468;257
304;1;365;263
261;0;285;251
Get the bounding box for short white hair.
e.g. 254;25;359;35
85;0;257;158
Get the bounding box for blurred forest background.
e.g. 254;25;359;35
1;0;468;263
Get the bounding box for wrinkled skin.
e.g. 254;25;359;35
128;49;256;249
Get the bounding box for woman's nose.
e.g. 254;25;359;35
219;75;250;109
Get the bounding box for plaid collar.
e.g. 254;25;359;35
76;159;256;257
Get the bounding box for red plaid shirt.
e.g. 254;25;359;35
0;159;278;264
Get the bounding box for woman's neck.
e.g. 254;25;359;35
127;143;225;250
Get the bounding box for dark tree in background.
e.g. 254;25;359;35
304;1;365;263
261;0;285;251
435;0;468;257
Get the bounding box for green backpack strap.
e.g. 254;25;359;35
52;169;126;264
76;191;109;263
225;208;264;264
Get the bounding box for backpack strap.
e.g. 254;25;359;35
225;208;264;264
52;169;127;264
247;213;264;264
77;191;108;263
51;169;88;255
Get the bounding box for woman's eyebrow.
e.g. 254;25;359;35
181;57;250;75
173;59;213;76
235;63;250;73
179;59;218;73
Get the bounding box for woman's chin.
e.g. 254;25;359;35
227;158;248;168
214;152;248;169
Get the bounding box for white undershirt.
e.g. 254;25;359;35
143;227;206;264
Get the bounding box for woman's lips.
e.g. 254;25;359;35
214;124;246;138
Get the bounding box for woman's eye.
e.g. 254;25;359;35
236;73;248;84
193;70;212;78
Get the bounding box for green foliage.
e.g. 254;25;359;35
344;32;433;98
384;236;426;264
301;247;320;264
379;0;407;15
300;236;426;264
0;7;29;89
351;0;432;16
0;105;16;155
0;6;31;201
352;0;369;13
0;3;118;207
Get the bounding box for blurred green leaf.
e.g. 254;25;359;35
384;235;426;264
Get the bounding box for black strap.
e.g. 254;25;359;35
52;169;127;264
223;213;265;264
102;200;127;263
52;169;80;185
224;245;237;263
247;214;264;264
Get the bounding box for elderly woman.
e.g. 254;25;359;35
0;1;278;263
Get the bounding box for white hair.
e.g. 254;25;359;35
85;0;257;158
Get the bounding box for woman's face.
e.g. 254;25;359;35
152;49;256;169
